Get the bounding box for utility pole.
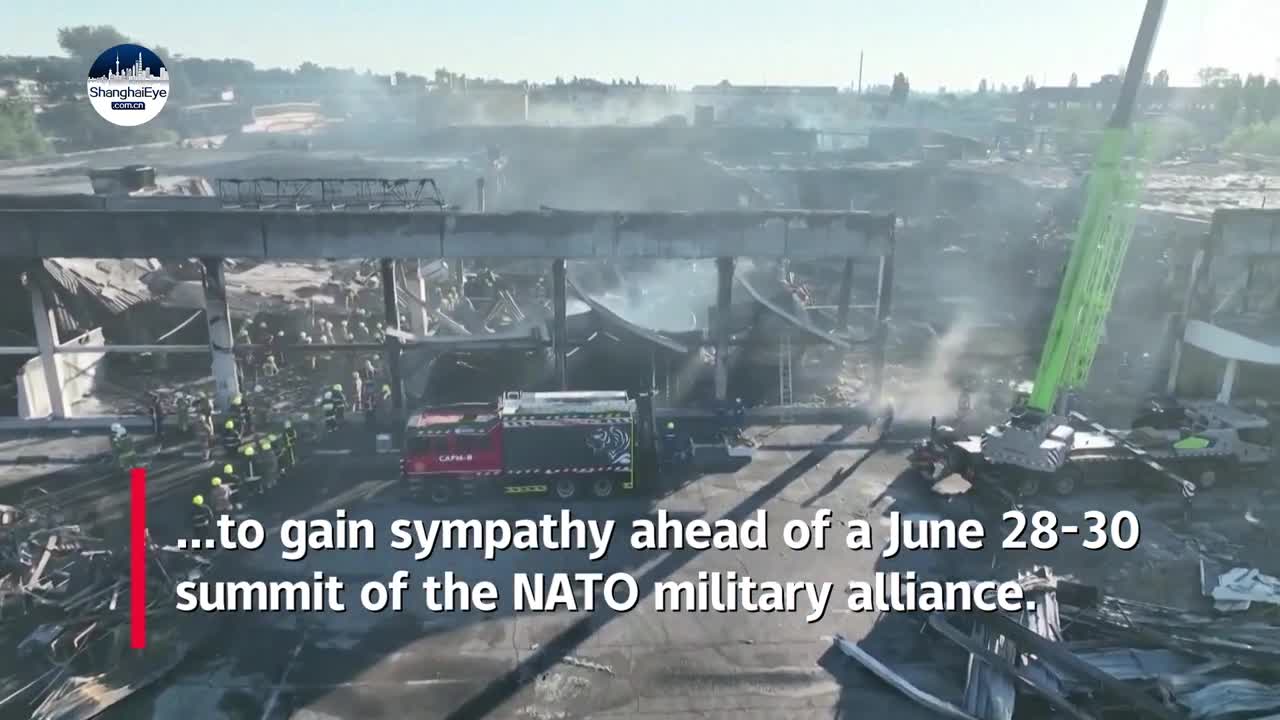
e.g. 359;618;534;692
857;51;864;95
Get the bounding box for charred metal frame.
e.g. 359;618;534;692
1166;208;1280;401
0;187;896;423
216;177;445;210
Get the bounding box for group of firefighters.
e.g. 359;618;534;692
190;390;304;538
101;263;425;539
235;312;388;385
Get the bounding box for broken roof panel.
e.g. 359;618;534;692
41;258;160;315
158;261;356;315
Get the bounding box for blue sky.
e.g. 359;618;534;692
6;0;1277;91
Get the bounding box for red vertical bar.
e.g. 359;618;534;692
130;466;147;649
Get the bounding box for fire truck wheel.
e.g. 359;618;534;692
1016;474;1041;497
428;483;453;505
590;476;616;499
553;477;579;500
1052;467;1080;496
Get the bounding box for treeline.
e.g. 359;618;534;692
0;100;47;160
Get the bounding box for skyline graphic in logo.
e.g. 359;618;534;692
86;44;169;127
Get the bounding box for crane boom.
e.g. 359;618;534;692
1026;0;1165;413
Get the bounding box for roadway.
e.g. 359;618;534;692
0;423;967;720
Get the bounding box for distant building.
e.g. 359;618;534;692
691;83;840;97
867;126;988;161
0;78;42;102
690;82;847;128
1017;83;1215;125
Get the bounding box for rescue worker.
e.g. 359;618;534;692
319;325;334;372
282;420;299;469
376;383;393;428
110;423;138;471
175;393;191;436
195;392;214;422
957;384;972;421
240;444;261;496
232;393;253;435
210;476;233;514
362;358;377;384
252;384;269;432
148;392;165;444
351;372;364;419
220;461;239;486
323;396;338;433
258;438;279;491
364;384;378;426
191;495;214;539
221;418;241;456
196;393;216;460
268;433;287;476
661;420;682;464
263;352;280;377
301;331;316;371
331;384;347;423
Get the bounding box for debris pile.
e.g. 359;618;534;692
0;504;212;720
838;567;1280;720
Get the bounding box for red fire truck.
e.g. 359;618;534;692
401;390;650;504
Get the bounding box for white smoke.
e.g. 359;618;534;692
887;314;976;423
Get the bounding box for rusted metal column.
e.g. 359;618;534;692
200;258;240;411
380;259;404;414
552;258;567;390
714;257;735;402
835;257;855;330
25;270;66;418
409;260;430;336
869;221;896;406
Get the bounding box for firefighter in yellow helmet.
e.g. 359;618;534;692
240;443;261;496
268;433;291;476
232;392;255;435
322;393;337;433
220;417;240;456
331;383;347;423
257;438;279;491
210;476;233;513
282;420;299;469
191;494;214;538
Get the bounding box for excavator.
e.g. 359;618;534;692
910;0;1273;498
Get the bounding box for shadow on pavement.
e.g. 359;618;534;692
441;422;864;720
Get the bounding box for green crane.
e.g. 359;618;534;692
978;0;1169;476
1026;0;1165;413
